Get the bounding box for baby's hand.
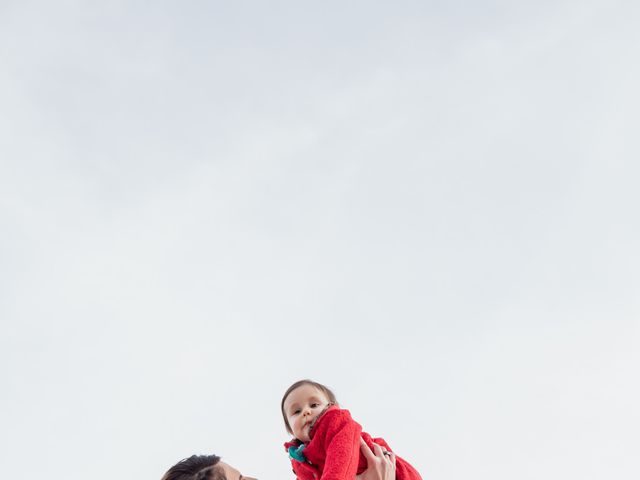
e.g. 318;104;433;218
356;438;396;480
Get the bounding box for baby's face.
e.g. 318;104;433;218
283;384;331;442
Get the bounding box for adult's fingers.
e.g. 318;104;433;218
387;451;397;467
359;437;377;462
371;442;386;459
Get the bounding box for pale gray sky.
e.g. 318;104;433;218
1;1;639;480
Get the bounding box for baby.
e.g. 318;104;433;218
282;379;422;480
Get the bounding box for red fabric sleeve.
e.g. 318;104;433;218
312;409;362;480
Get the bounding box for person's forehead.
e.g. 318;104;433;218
218;462;257;480
218;462;241;480
285;385;327;405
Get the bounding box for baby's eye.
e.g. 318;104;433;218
293;409;301;415
311;403;319;408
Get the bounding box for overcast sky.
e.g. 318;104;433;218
1;1;639;479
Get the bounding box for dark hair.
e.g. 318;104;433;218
161;454;224;480
281;379;338;435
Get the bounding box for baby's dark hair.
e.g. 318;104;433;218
281;379;338;435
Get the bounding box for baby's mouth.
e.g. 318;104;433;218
303;419;313;433
305;416;318;434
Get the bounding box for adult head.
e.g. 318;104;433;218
161;454;257;480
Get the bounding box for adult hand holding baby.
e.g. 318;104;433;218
357;437;397;480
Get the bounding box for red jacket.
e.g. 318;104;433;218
284;406;422;480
